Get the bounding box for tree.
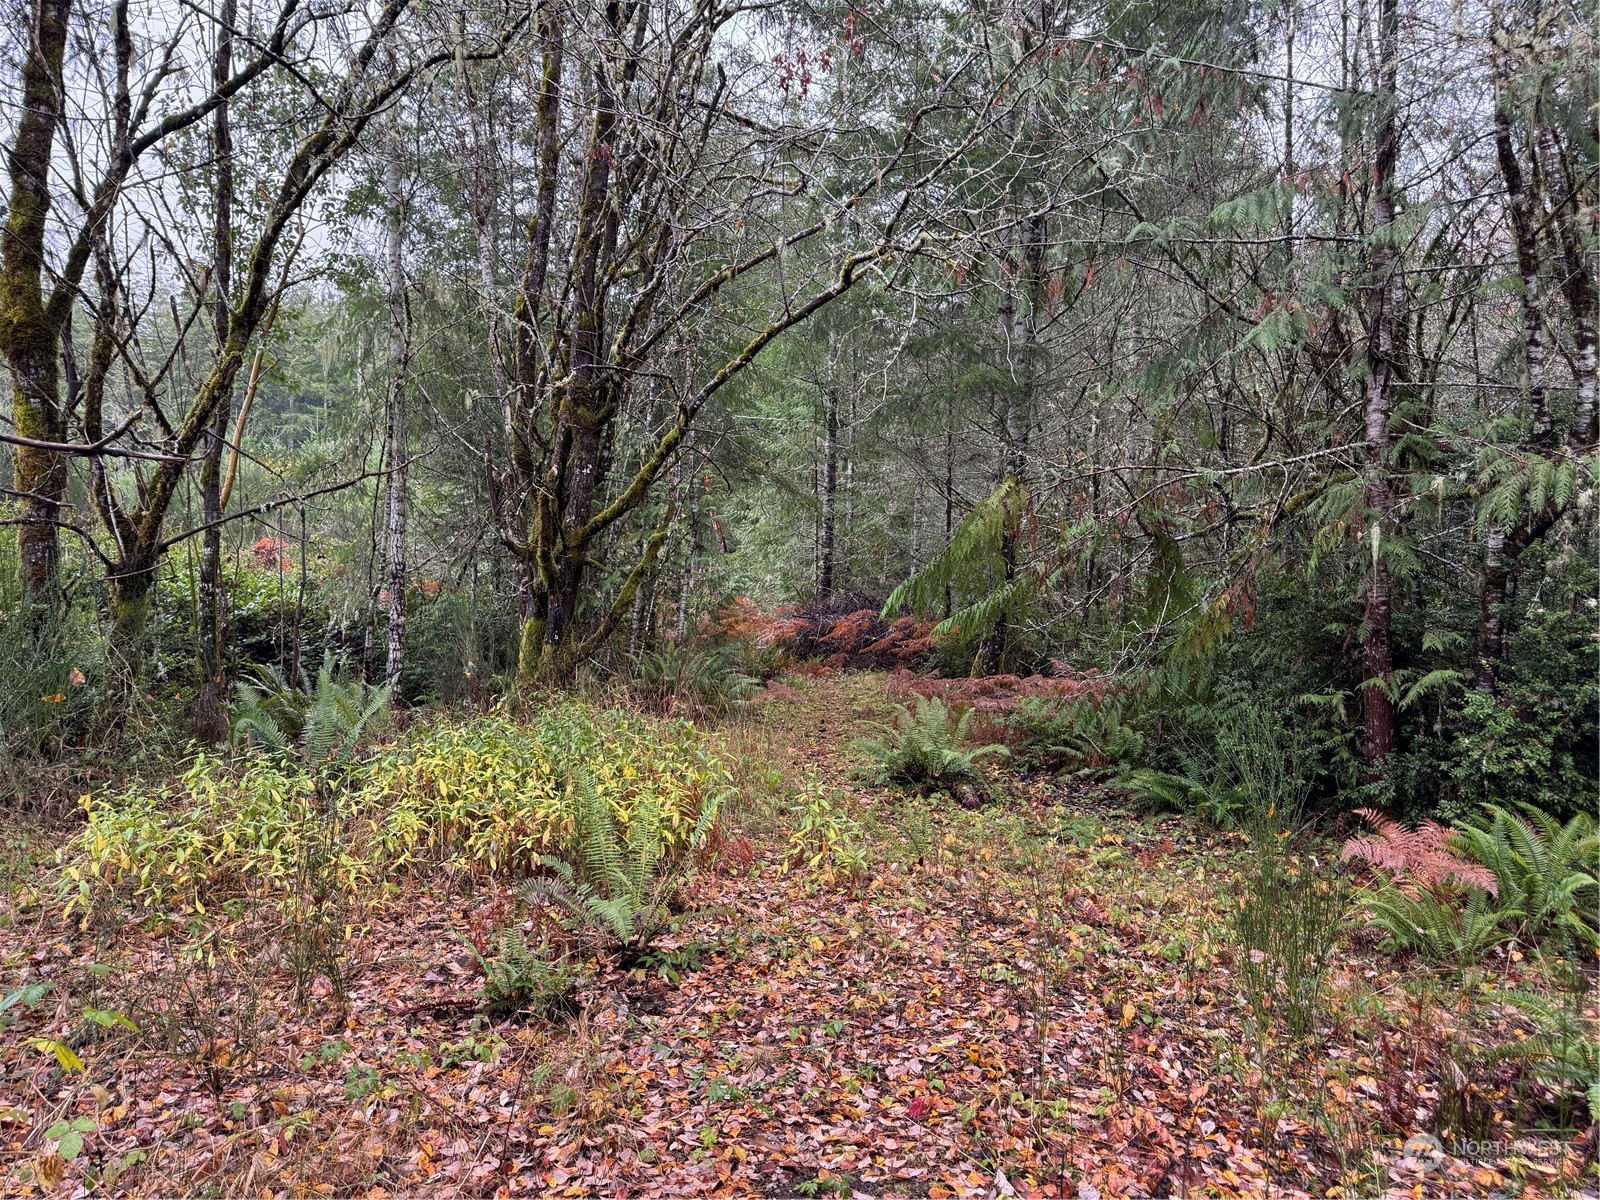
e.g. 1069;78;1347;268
1;0;296;609
494;0;1010;682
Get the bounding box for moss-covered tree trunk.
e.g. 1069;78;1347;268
0;0;73;609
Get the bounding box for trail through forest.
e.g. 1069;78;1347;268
4;675;1582;1198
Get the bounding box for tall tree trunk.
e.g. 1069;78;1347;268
1;0;73;610
1359;0;1402;766
979;211;1044;675
817;385;839;599
380;138;410;690
1474;513;1555;693
194;0;237;741
1491;103;1551;440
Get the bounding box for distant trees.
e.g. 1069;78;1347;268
0;0;1591;785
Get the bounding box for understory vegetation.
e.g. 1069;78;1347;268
1;0;1596;1191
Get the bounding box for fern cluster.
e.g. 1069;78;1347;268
852;696;1007;798
523;768;721;952
1344;803;1598;965
231;659;391;770
1005;696;1143;775
1451;804;1598;950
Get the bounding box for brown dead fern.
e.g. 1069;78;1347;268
1341;808;1498;896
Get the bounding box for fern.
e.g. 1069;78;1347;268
883;478;1050;642
523;767;721;952
852;696;1007;798
1360;883;1509;966
632;641;757;716
1483;990;1599;1119
230;658;390;771
462;926;585;1017
1472;448;1583;536
1451;804;1598;950
1341;808;1498;895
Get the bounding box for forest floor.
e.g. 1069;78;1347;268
1;673;1595;1199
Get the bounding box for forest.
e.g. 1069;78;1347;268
0;0;1595;1192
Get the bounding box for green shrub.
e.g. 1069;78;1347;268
785;773;870;883
62;756;371;915
62;700;732;912
0;608;113;768
1233;850;1346;1041
1121;696;1311;830
852;696;1007;797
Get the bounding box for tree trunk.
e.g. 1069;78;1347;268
193;0;237;742
1358;0;1401;766
1491;102;1551;440
817;385;839;599
380;135;410;690
978;210;1044;676
1;0;73;610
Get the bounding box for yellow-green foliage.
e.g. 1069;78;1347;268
62;756;373;914
367;703;728;873
62;700;731;913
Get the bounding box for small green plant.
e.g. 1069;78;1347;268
344;1063;384;1100
299;1038;351;1070
43;1117;96;1162
794;1172;852;1198
523;768;721;952
231;657;391;771
438;1032;504;1068
1044;811;1101;847
1233;848;1346;1041
852;696;1007;799
785;774;869;884
463;926;585;1017
638;940;708;984
0;981;53;1031
898;800;933;864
